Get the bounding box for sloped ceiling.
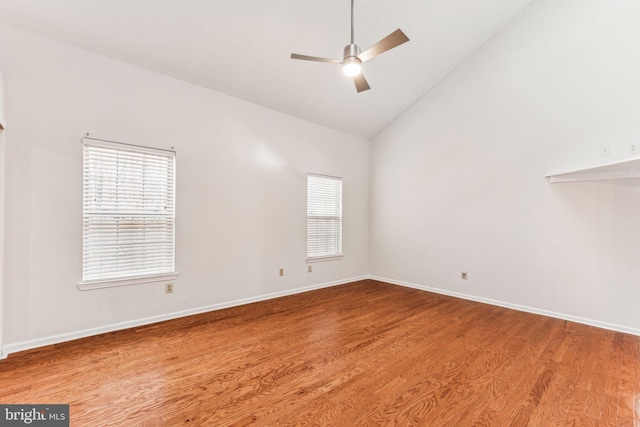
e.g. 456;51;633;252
0;0;534;138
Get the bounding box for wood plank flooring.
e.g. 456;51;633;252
1;279;639;426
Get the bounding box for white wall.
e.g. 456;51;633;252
0;68;5;128
0;22;370;353
0;69;5;357
371;0;640;333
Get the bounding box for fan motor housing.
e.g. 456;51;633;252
343;44;361;61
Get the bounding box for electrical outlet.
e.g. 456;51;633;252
461;272;468;280
630;143;638;155
279;268;284;277
601;145;610;156
308;265;312;273
165;283;174;293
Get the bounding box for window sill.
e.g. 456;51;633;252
78;273;179;291
306;255;344;263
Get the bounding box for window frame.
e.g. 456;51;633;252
79;137;178;290
306;173;343;263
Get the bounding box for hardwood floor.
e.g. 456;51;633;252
1;279;639;426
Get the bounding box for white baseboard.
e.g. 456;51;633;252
1;276;367;359
369;275;640;337
4;274;636;360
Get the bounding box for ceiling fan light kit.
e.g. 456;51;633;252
291;0;409;92
342;45;362;76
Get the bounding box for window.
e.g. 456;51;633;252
81;137;176;289
307;173;343;261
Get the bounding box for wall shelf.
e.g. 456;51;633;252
546;156;640;183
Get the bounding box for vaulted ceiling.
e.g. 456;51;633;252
0;0;535;138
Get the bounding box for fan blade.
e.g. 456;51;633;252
353;73;371;93
291;53;342;64
357;29;409;63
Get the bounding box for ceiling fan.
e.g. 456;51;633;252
291;0;409;93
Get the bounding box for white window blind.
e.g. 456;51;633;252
82;138;176;285
307;173;343;261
